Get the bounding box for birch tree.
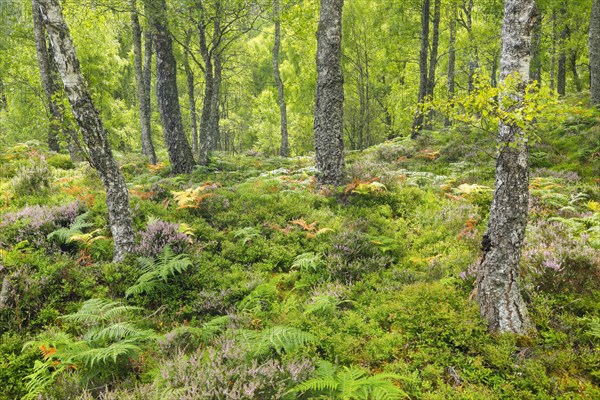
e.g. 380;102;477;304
476;0;537;334
36;0;135;262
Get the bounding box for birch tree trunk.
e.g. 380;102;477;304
147;0;195;174
183;30;198;158
198;1;214;165
590;0;600;106
411;0;430;139
477;0;537;335
445;4;457;127
32;0;60;152
273;0;289;157
36;0;134;262
129;0;157;165
314;0;345;186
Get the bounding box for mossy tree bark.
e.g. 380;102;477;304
37;0;134;262
314;0;345;186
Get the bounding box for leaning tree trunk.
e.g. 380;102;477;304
32;0;60;152
129;0;157;165
147;0;195;174
411;0;430;139
273;0;289;157
590;0;600;106
477;0;537;335
314;0;345;186
37;0;134;262
183;30;199;158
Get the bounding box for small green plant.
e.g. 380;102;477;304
47;212;103;246
126;246;193;297
22;299;155;399
292;361;408;399
235;325;316;357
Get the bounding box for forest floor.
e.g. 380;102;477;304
0;116;599;399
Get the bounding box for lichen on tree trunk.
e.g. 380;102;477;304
37;0;135;262
476;0;537;335
314;0;345;186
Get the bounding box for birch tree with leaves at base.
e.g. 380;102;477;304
477;0;537;334
36;0;134;262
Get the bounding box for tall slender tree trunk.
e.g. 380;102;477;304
411;0;430;139
130;0;157;164
209;1;222;152
530;10;542;83
425;0;440;99
550;12;556;91
147;0;195;174
314;0;345;186
424;0;440;129
273;0;289;157
570;51;582;92
183;30;199;158
557;24;568;96
198;1;214;165
143;29;153;124
477;0;536;335
211;52;222;152
37;0;134;262
590;0;600;106
445;4;457;127
32;0;60;152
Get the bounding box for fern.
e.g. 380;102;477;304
234;226;261;245
22;299;156;399
126;246;193;297
292;361;408;399
292;252;324;273
236;325;316;357
47;211;94;244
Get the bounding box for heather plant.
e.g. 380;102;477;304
325;230;393;284
10;158;52;196
137;219;191;257
0;202;83;246
150;337;314;400
522;219;600;294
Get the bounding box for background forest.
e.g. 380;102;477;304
0;0;599;399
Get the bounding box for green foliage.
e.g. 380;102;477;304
292;361;408;399
47;154;75;170
22;299;155;399
236;325;316;357
126;246;193;297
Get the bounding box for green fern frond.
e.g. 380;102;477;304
291;252;324;272
47;212;94;244
237;325;316;357
76;340;142;368
126;247;193;297
291;362;408;400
